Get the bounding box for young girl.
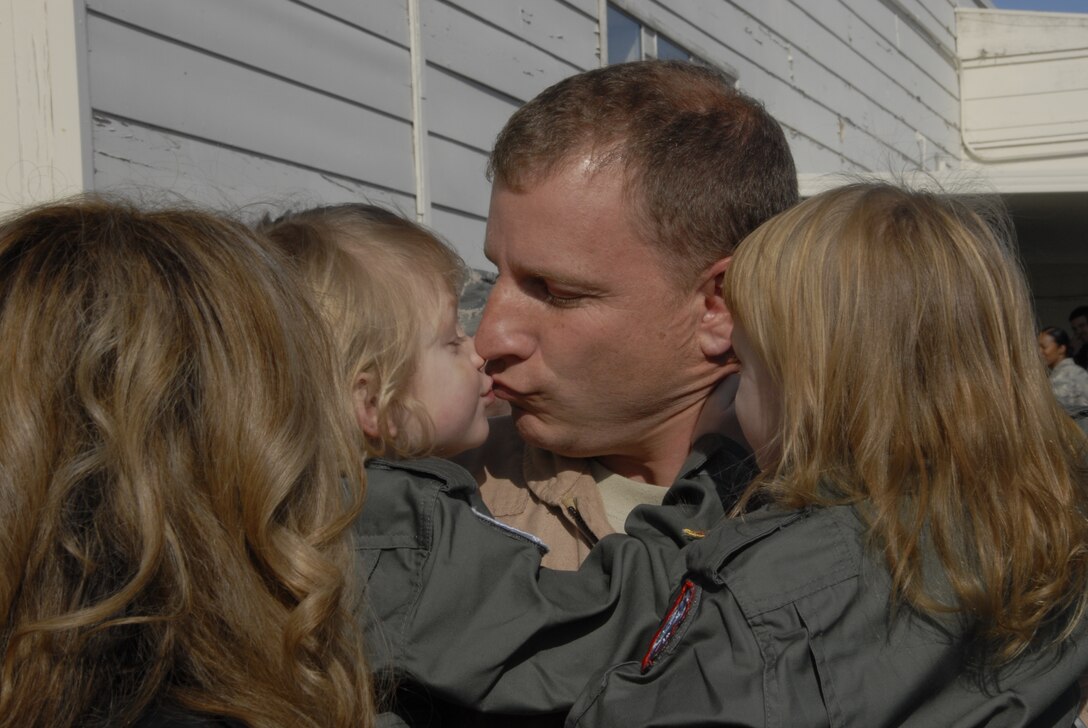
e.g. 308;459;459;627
0;198;374;728
567;182;1088;726
262;203;524;722
260;203;493;461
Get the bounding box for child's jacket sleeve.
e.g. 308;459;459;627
357;436;746;715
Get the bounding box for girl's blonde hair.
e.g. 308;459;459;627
260;204;466;458
0;197;374;727
724;182;1088;667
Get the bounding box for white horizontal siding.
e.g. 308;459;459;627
847;0;958;98
88;0;413;120
87;12;415;198
418;0;598;255
431;205;488;271
79;0;973;261
83;0;599;262
92;114;415;216
300;0;411;47
421;1;586;103
896;0;957;56
447;0;598;70
425;65;521;154
428;136;490;218
612;0;959;174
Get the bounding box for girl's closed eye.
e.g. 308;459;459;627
448;328;468;350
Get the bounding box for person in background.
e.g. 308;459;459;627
1069;305;1088;369
0;198;374;728
1039;325;1088;432
569;183;1088;727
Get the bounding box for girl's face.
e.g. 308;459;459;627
731;323;782;470
1038;332;1066;369
410;294;494;456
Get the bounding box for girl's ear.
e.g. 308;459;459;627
696;257;733;359
354;373;394;440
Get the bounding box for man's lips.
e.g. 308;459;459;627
490;381;525;401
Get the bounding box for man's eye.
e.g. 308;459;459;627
536;280;584;306
542;292;582;306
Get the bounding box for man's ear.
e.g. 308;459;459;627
353;373;393;440
696;257;733;359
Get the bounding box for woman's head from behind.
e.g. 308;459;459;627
725;182;1088;664
261;203;490;459
0;197;371;727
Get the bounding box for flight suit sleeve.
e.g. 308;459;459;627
358;455;738;714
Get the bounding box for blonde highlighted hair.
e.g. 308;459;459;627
0;197;374;727
260;204;466;459
724;182;1088;666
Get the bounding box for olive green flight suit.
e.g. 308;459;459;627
568;505;1088;727
358;435;747;720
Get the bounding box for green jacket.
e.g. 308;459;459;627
568;505;1088;727
357;435;745;717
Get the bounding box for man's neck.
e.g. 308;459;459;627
594;418;698;486
594;453;686;486
593;374;738;486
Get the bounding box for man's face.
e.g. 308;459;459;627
476;162;719;468
1071;315;1088;347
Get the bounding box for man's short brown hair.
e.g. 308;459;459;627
488;60;799;282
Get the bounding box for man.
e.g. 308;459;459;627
1070;305;1088;369
457;60;799;568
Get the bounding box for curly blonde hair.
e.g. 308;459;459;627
725;182;1088;667
0;197;375;727
260;203;466;459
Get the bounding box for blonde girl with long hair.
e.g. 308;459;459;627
259;203;493;461
0;198;375;727
567;182;1088;727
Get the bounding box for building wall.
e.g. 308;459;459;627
72;0;966;271
954;8;1088;327
958;8;1088;166
85;0;423;250
609;0;963;188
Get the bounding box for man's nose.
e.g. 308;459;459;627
474;280;535;364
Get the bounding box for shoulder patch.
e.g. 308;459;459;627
641;578;700;673
470;507;550;556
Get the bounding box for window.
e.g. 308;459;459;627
606;5;703;66
607;6;641;64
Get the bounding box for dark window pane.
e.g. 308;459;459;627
657;35;690;62
607;6;641;64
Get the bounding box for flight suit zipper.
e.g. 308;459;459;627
562;497;600;546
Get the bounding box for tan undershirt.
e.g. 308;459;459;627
590;459;668;533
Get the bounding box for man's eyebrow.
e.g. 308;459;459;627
482;244;603;292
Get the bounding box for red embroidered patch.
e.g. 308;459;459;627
640;578;698;673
